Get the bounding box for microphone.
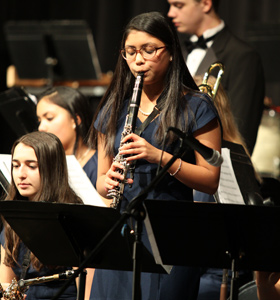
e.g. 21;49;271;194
168;127;223;167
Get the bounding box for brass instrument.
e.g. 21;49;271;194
198;62;224;101
0;270;74;300
107;72;144;209
199;62;228;300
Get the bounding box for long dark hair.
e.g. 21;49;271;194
92;11;198;157
3;131;82;270
38;86;94;154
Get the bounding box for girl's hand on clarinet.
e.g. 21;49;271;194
119;133;161;164
104;161;133;192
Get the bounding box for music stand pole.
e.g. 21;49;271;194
229;259;240;300
52;142;185;300
45;57;57;87
131;204;145;300
124;143;186;300
77;270;87;300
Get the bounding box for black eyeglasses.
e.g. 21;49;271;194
121;45;166;61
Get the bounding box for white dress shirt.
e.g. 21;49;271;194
187;21;225;76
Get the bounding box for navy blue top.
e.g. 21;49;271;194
83;151;98;188
0;229;77;300
91;91;218;300
95;91;217;206
194;191;216;202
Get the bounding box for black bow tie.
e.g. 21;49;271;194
184;33;218;54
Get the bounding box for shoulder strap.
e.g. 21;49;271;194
135;106;160;136
135;93;164;136
20;248;31;280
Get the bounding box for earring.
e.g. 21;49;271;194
170;56;173;61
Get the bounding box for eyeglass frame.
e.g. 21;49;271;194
120;45;167;61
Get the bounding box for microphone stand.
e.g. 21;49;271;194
125;145;186;300
52;140;186;300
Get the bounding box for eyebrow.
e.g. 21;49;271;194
171;1;185;4
41;111;52;117
125;42;158;47
12;159;38;163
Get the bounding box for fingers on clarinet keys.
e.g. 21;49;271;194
0;279;25;300
107;185;120;197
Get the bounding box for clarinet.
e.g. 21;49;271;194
0;271;75;300
107;72;144;209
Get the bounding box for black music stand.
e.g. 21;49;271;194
0;87;38;154
144;200;280;300
0;87;38;136
0;201;167;300
4;20;102;84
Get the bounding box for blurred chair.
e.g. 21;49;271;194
260;176;280;206
227;280;258;300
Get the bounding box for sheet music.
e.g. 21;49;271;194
216;148;245;204
66;155;106;207
0;154;12;183
0;154;107;207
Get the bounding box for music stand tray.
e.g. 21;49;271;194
144;200;280;272
0;200;166;274
4;20;102;81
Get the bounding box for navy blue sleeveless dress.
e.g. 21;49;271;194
91;91;218;300
83;151;98;188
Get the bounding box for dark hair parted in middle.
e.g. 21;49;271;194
93;11;198;157
8;131;82;204
4;131;82;271
38;86;94;153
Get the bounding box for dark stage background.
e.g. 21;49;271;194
0;0;279;101
0;0;279;157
